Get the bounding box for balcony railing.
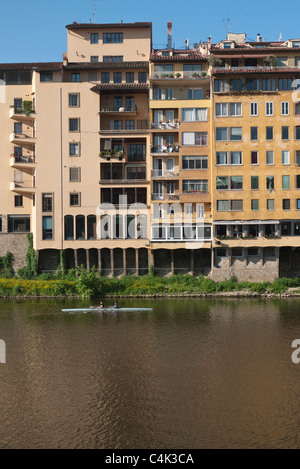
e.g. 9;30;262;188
150;146;180;154
150;122;179;130
99;150;124;159
150;71;208;80
152;193;180;201
100;105;137;113
11;155;35;164
151;170;179;178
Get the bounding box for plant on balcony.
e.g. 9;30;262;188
201;71;207;77
168;74;174;78
262;55;277;67
264;234;280;239
161;74;167;78
176;73;181;78
154;74;159;78
192;72;200;77
22;100;33;116
208;56;223;67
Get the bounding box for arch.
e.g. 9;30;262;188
87;215;96;240
138;248;148;276
38;249;60;272
65;249;75;270
77;248;87;269
113;248;123;276
76;215;85;240
126;248;136;275
89;248;98;270
154;249;171;276
64;215;74;240
101;248;111;276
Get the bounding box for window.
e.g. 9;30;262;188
282;102;289;115
264;247;276;258
216;176;228;190
266;176;274;190
88;72;97;82
69;167;81;182
297;199;300;210
69;118;79;132
216;152;228;165
232;248;243;258
8;216;30;232
185;203;194;215
267;199;274;210
283;199;290;210
188;88;202;99
266;151;274;165
216;248;227;257
216;103;228;116
42;216;53;240
112;120;122;130
14;195;23;207
214;80;227;92
296;126;300;140
279;78;292;90
165;88;173;100
230;79;243;91
231;151;242;165
113;72;122;83
296;175;300;188
71;73;80;82
90;56;98;63
138;72;147;83
251;151;258;165
70;193;81;206
282;151;290;165
42;193;53;212
296;151;300;165
90;33;99;44
217;200;229;211
293;41;300;48
103;32;123;43
182;180;208;192
246;79;259;91
125;120;134;130
262;79;276;91
230;176;243;190
229;103;242;116
231;200;243;211
14;146;22;157
14;98;22;110
154;88;162;100
126;72;134;83
128;144;145;161
101;72;110;83
69;93;79;107
182;155;208;169
266;102;274;116
182;132;208;146
14;122;22;134
64;215;74;240
14;170;23;183
282;175;290;189
277;57;288;67
266;126;273;140
251;176;259;190
282;126;289;140
295;103;300;115
250;102;258;116
230;127;242;140
126;96;134;109
216;127;227;140
69;143;80;156
40;71;53;82
182;108;207;121
248;247;259;256
103;56;123;63
251;127;258;140
183;64;202;72
251;199;259;210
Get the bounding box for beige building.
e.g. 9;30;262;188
1;22;300;281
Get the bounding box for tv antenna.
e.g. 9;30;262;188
223;15;231;34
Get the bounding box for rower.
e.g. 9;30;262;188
99;301;104;309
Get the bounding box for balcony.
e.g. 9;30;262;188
152;193;180;201
10;181;36;193
150;145;180;155
99;120;149;135
150;71;209;80
151;225;212;242
180;190;210;203
99;105;137;115
100;178;149;185
10;132;35;145
150;122;179;130
10;107;35;120
99;150;125;160
10;155;36;170
151;170;179;179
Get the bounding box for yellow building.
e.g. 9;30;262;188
1;23;300;281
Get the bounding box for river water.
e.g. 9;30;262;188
0;297;300;449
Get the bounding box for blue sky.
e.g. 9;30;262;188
0;0;298;63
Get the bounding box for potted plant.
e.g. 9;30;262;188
201;71;207;77
176;73;181;78
263;55;277;67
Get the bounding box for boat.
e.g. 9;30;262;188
61;307;153;313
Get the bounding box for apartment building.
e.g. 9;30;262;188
1;23;300;281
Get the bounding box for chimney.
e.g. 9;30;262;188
167;21;172;49
257;33;262;42
63;53;68;66
208;36;211;50
185;38;189;50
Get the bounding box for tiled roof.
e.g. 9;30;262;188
212;67;300;75
150;53;207;62
66;22;151;30
65;61;149;70
91;83;149;91
0;62;62;71
210;47;295;53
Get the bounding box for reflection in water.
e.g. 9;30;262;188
0;298;300;448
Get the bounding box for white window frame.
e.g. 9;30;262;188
266;102;274;116
281;101;289;116
250;102;258;116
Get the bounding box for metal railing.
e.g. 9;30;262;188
150;122;179;130
151;170;179;178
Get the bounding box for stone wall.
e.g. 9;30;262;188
212;254;279;282
0;233;28;273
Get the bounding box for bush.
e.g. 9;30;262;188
75;267;100;299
